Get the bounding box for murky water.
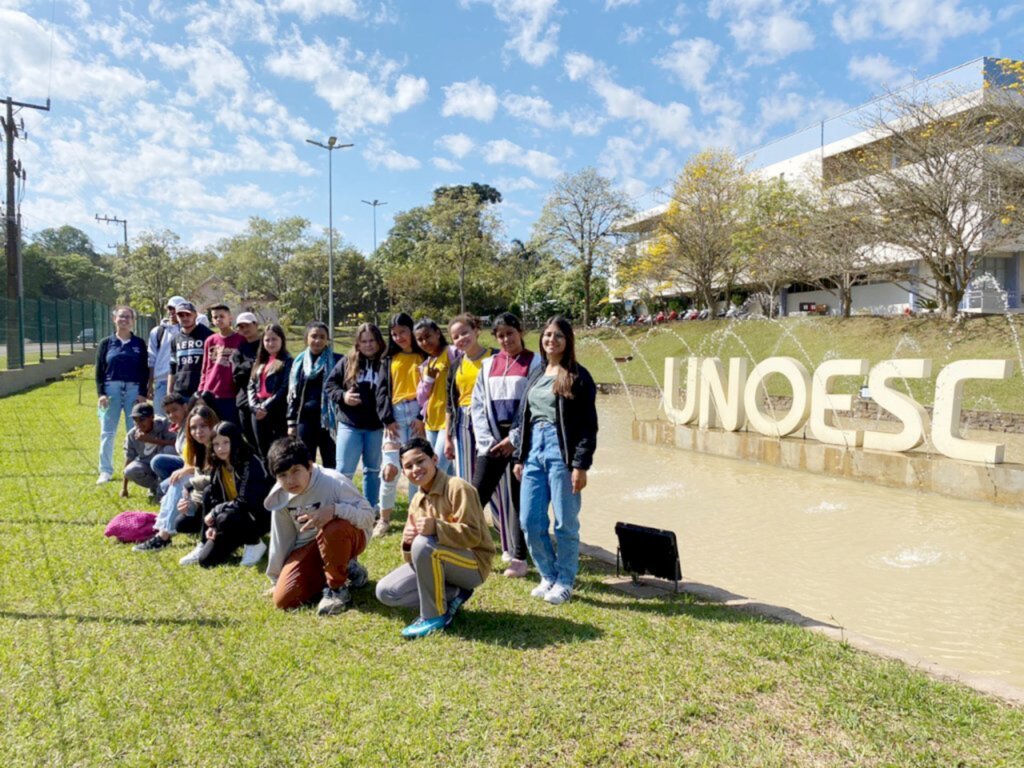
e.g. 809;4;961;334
584;395;1024;689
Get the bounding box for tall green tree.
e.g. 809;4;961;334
23;226;114;303
215;217;313;301
533;167;634;326
115;230;182;314
427;187;502;313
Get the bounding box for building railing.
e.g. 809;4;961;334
1;298;156;370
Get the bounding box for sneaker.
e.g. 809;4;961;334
503;558;528;578
96;472;112;485
317;585;352;616
401;615;448;639
444;588;474;626
372;517;391;539
132;535;170;553
178;543;204;566
530;579;555;598
240;540;267;567
544;585;573;605
501;551;513;563
347;559;369;590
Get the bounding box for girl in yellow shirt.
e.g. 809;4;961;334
444;313;495;483
413;318;457;476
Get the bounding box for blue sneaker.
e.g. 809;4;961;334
444;588;474;627
401;615;448;639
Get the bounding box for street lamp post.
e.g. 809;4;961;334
306;136;353;337
360;199;387;256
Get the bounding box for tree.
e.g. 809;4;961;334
533;167;633;327
651;150;750;312
433;182;502;206
427;187;502;313
23;226;114;303
732;177;808;317
215;217;313;302
829;78;1024;317
115;230;182;314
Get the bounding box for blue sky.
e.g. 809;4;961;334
1;0;1017;257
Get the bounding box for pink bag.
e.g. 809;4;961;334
104;511;158;543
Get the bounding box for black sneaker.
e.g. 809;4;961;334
444;588;474;627
132;535;170;553
347;559;369;590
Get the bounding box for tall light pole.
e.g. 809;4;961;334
306;136;353;336
361;198;387;256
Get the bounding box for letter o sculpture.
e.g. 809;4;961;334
743;357;812;438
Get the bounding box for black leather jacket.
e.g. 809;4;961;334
513;363;598;470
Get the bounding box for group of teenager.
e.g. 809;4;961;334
95;298;598;638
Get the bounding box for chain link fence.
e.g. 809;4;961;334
1;298;156;370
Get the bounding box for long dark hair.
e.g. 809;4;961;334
252;324;289;379
386;312;425;358
492;311;529;351
344;322;386;389
209;421;250;473
184;404;220;469
304;320;331;353
413;318;448;356
541;315;577;399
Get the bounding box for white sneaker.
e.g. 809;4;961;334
531;579;555;598
240;540;267;567
372;517;390;539
544;585;572;605
96;472;112;485
500;551;513;563
179;543;204;566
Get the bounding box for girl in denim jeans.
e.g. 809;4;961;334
513;316;598;606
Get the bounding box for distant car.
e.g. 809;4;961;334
75;328;96;343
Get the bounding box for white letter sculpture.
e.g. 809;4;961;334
743;357;812;437
699;357;748;431
862;359;932;453
810;359;869;447
932;359;1013;464
663;357;700;425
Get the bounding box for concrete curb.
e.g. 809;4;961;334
0;350;94;398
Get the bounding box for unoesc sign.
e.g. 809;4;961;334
663;357;1015;465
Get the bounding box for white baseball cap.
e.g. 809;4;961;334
235;312;259;326
166;295;187;309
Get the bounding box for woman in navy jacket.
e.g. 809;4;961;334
95;306;150;484
513;316;598;606
247;324;293;459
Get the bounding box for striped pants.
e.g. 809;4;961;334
375;535;484;619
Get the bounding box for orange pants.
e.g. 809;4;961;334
273;518;366;610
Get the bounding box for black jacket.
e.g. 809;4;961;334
286;354;330;429
513;363;598;471
231;340;261;409
203;454;272;533
247;355;293;413
324;356;389;430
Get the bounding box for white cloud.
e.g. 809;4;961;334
757;92;847;131
654;38;719;92
271;0;364;21
502;92;603;135
493;175;538;192
833;0;990;52
266;34;428;130
848;54;911;88
605;0;639;7
619;24;644;44
363;138;420;171
0;9;150;106
564;53;693;148
184;0;276;44
483;139;561;178
441;78;498;121
730;13;814;62
461;0;559;66
431;157;463;172
152;39;250;100
435;133;476;158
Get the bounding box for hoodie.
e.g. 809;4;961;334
263;465;376;582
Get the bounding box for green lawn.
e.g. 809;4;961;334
1;376;1023;766
561;315;1024;414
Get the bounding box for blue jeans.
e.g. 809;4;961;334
380;399;420;511
152;378;168;417
519;421;582;588
425;428;452;476
336;423;383;509
155;477;187;535
98;381;140;476
151;454;184;483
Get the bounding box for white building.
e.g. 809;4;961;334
615;57;1024;317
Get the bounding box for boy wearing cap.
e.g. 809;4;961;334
120;403;177;498
197;303;244;424
167;301;213;401
232;312;262;448
148;297;183;417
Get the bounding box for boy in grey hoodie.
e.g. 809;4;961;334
264;437;375;615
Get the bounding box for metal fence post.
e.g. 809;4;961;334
55;299;61;357
37;297;44;363
69;300;75;352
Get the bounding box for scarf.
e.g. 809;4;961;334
290;347;337;433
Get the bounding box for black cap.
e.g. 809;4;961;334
131;402;155;419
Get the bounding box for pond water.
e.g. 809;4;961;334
583;395;1024;689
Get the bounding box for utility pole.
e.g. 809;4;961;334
95;214;128;253
3;96;50;370
306;136;353;338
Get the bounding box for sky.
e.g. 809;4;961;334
0;0;1018;259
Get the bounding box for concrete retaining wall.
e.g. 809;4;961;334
0;350;94;398
632;418;1024;508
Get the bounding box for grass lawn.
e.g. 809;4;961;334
560;315;1024;415
1;376;1023;766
